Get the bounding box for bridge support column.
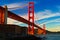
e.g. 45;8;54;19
28;2;34;35
0;6;7;24
4;6;8;24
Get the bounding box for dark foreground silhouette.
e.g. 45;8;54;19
6;35;42;40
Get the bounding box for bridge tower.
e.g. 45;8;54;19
28;2;34;35
0;6;7;24
43;24;46;35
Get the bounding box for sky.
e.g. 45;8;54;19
0;0;60;32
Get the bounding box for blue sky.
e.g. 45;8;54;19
0;0;60;32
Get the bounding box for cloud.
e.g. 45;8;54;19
3;2;28;10
34;10;60;21
40;18;60;25
7;18;24;25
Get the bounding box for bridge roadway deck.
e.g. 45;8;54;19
0;6;43;30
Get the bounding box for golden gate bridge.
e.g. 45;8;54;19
0;2;46;35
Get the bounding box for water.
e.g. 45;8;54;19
40;34;60;40
0;34;60;40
